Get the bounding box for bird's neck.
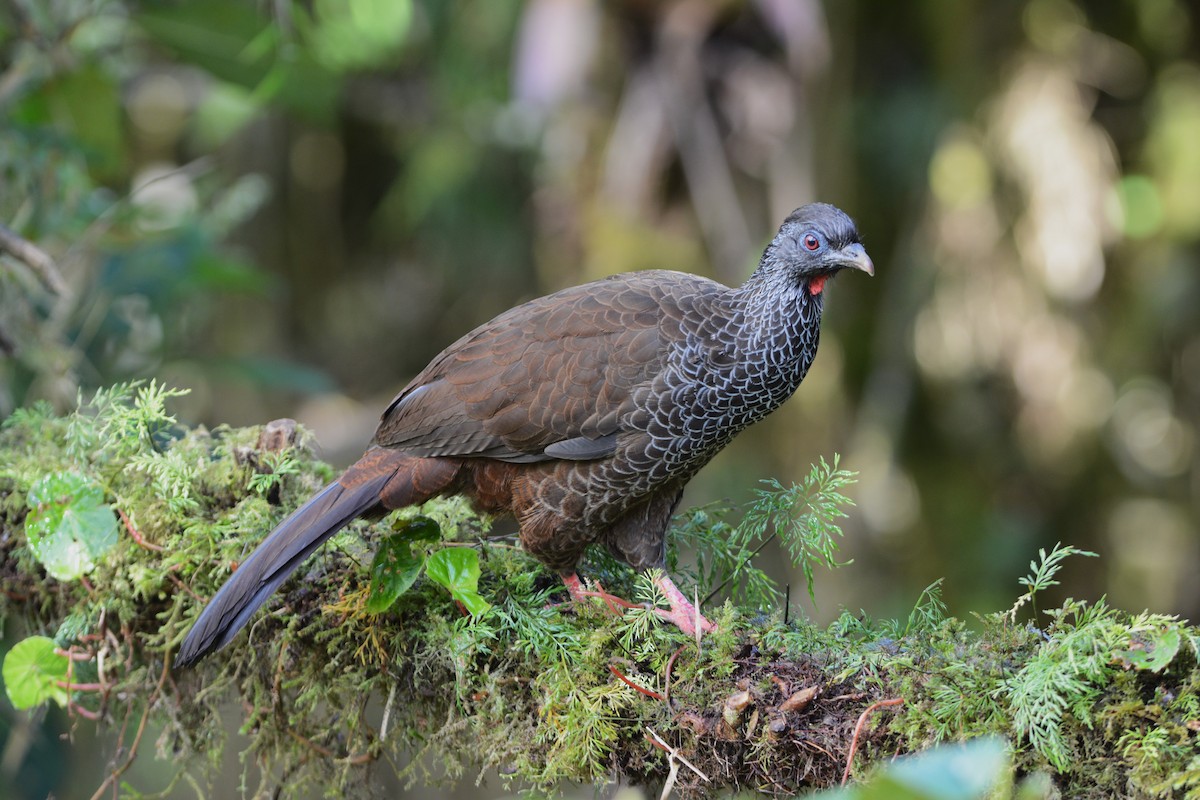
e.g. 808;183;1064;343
735;267;824;353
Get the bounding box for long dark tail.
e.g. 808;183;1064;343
175;448;461;667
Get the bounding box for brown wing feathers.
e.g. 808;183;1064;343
375;272;687;462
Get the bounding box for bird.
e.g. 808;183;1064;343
174;202;873;667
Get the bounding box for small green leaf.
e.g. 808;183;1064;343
3;637;70;710
365;534;425;614
25;471;118;581
390;515;441;543
1115;628;1181;673
425;548;490;616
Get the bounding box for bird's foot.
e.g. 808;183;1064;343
653;605;713;638
561;573;640;615
560;573;713;638
653;574;714;638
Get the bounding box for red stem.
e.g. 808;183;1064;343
842;697;905;785
608;664;666;702
118;508;165;552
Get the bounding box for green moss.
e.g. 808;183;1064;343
2;384;1199;797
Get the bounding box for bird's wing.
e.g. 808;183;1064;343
373;270;724;462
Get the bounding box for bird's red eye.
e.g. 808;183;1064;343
803;234;820;251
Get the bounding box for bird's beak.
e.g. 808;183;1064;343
839;242;874;276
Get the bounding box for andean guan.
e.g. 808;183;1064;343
174;203;873;667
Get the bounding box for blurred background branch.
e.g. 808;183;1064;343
0;222;66;295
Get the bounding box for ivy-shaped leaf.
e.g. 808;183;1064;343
365;520;436;614
389;515;441;543
425;548;490;616
25;471;118;581
2;636;70;710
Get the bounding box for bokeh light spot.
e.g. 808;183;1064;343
127;73;190;147
1110;379;1193;478
1110;174;1164;239
930;134;992;210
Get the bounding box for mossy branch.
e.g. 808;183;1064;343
1;386;1199;799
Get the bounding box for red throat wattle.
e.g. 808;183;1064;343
807;275;828;296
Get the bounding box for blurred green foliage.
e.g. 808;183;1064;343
2;0;1198;645
1;1;1199;793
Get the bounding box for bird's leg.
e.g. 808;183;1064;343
561;572;589;603
652;573;714;637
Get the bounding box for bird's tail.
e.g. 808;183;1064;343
174;448;462;667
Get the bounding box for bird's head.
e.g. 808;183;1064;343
756;203;874;296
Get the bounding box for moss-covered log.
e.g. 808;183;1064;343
1;385;1198;798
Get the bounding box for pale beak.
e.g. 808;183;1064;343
839;242;874;276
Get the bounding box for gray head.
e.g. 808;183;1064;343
754;203;874;294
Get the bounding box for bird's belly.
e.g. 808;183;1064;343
467;456;644;529
468;344;815;536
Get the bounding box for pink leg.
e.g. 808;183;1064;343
562;572;590;603
652;574;714;637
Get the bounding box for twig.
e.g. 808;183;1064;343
61;156;214;274
97;642;107;692
63;653;110;726
663;644;686;706
653;5;751;283
801;737;835;760
841;697;904;785
646;727;709;782
118;509;164;552
57;681;104;691
68;701;101;721
272;640;288;708
660;749;680;800
88;656;170;800
0;222;67;295
609;664;666;702
381;681;398;740
286;728;374;765
166;572;204;603
55;648;95;662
